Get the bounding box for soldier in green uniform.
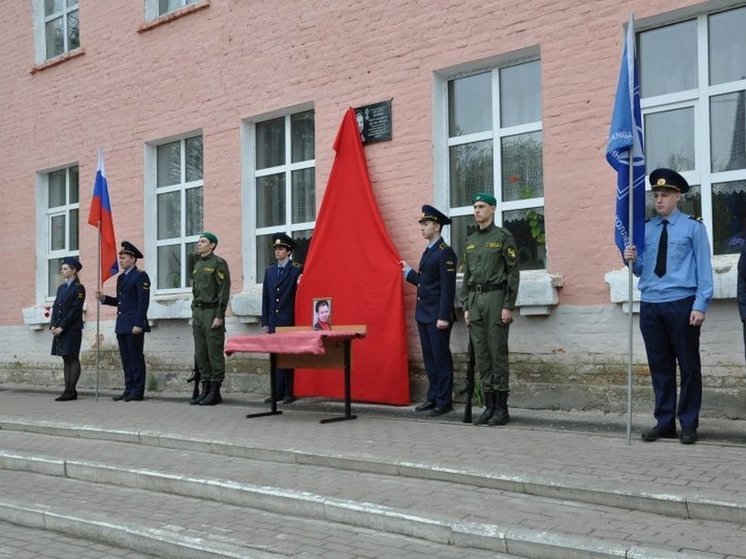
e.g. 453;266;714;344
190;232;231;406
460;192;520;426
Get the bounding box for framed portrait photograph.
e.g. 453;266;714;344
312;298;332;331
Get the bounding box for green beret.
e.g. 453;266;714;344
200;231;218;246
472;192;497;206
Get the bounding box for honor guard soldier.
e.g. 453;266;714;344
190;232;231;406
624;169;713;444
401;205;458;417
261;233;303;403
460;192;520;426
98;241;151;401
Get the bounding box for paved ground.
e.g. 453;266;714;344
1;387;745;558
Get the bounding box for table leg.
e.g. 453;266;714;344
320;339;357;424
246;352;283;419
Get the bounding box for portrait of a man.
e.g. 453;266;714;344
312;298;332;331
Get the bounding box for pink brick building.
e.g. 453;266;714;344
1;0;744;413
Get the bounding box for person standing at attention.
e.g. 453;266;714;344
98;241;151;401
190;232;231;407
401;205;457;417
624;168;713;445
460;193;520;427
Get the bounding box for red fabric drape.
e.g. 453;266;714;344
294;108;410;405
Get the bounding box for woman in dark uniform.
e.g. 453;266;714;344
50;256;86;401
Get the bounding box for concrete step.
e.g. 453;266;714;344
0;429;743;558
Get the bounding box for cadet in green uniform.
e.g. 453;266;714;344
190;231;231;406
460;192;520;426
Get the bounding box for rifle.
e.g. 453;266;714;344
186;358;200;400
461;338;475;423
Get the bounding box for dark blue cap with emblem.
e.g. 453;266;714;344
650;168;689;193
272;233;296;251
418;204;452;226
119;241;143;259
62;256;82;271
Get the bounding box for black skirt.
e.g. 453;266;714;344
51;329;82;357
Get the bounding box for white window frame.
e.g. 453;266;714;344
36;164;80;302
31;0;80;64
639;6;746;259
144;132;203;296
240;103;315;289
144;0;200;20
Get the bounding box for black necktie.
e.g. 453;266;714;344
654;219;669;278
278;266;285;279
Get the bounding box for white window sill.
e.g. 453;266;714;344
458;270;563;316
22;303;89;330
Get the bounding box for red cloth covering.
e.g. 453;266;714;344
225;331;365;357
294;109;410;405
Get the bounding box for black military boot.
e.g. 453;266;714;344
488;391;510;426
190;381;210;405
199;382;223;406
473;391;496;425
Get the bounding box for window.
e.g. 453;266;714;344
154;135;203;292
640;5;746;255
445;60;546;270
144;0;199;19
44;166;79;298
32;0;80;62
252;109;315;280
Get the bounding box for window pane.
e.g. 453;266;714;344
449;140;493;207
157;141;181;187
710;91;746;172
500;60;541;127
291;168;315;223
448;72;492;137
50;215;66;250
644;108;695;171
501;131;543;201
712;181;746;255
709;7;746;86
185;186;203;236
185;136;203;182
48;170;66;207
256;118;285;169
185;241;196;287
504;207;545;270
157;191;181;239
450;215;479;272
291;111;315;163
66;0;78;7
255;233;274;280
45;0;64;15
48;257;63;298
157;245;182;289
67;10;79;50
639;20;697;97
159;0;181;15
256;174;285;227
69;209;79;251
45;18;64;59
68;166;79;203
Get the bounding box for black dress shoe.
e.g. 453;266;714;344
680;428;697;445
54;392;76;402
112;393;128;401
124;395;144;401
428;404;453;417
415;401;436;412
641;425;677;442
283;396;297;404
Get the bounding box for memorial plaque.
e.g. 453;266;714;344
354;100;392;144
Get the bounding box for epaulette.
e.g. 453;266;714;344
438;242;449;250
689;215;703;223
292;261;303;269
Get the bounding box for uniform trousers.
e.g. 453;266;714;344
116;333;146;398
192;307;226;383
467;290;510;392
639;296;702;430
416;321;453;406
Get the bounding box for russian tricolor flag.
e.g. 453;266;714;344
88;147;118;284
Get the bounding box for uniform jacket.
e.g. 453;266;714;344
460;224;520;311
261;261;303;332
51;280;85;332
738;242;746;322
102;267;151;334
191;252;231;319
406;237;457;323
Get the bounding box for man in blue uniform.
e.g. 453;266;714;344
98;241;151;401
624;168;713;444
401;205;457;417
261;233;303;403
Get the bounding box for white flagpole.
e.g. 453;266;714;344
95;222;101;401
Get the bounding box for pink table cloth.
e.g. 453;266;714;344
225;330;366;356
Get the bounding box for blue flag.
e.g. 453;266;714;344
607;15;646;259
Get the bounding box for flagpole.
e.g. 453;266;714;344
96;223;101;401
626;163;634;446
